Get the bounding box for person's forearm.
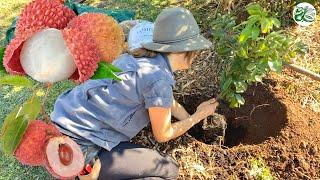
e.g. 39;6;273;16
161;113;203;142
171;99;190;121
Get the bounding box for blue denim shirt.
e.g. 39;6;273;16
50;53;175;155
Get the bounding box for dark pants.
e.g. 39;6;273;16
97;142;179;180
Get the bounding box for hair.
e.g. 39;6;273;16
128;48;197;64
129;48;157;58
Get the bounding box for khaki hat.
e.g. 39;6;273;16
142;7;212;53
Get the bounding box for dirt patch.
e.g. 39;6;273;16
179;83;288;147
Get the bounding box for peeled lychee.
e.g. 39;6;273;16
16;0;76;36
62;28;100;83
14;120;61;166
67;13;125;63
4;27;100;83
20;28;77;83
45;136;85;179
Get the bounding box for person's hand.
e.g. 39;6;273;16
196;98;217;111
78;159;101;180
194;98;219;122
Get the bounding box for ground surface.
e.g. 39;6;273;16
0;0;319;179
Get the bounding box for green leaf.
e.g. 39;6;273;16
260;18;273;34
268;60;282;73
0;96;41;155
91;62;122;81
0;116;29;155
247;63;256;71
0;47;5;72
239;24;260;43
251;25;260;40
235;94;245;105
104;63;122;72
0;75;33;87
255;75;263;82
247;15;261;27
246;4;263;16
222;78;232;91
234;81;248;93
239;26;252;44
239;47;248;58
271;18;281;28
230;98;239;108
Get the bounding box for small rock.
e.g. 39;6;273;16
299;141;308;149
309;145;318;155
299;159;310;171
289;133;294;139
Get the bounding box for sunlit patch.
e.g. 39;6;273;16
12;86;23;92
36;89;45;97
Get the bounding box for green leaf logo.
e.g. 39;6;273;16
293;2;317;26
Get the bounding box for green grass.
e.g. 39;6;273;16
0;79;75;180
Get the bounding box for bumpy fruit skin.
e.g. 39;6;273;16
4;0;75;75
3;32;32;75
62;28;100;83
14;120;61;166
68;13;125;63
16;0;75;36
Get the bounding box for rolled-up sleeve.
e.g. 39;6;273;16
143;79;173;109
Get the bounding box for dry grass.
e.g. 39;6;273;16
272;16;320;112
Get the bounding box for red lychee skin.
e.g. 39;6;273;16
67;13;125;63
16;0;76;36
14;120;61;166
3;31;34;75
62;28;100;83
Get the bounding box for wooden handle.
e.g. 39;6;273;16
284;62;320;82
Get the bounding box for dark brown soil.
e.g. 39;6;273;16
133;80;320;179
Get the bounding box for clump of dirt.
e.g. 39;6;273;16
188;114;227;145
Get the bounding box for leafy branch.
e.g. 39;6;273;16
212;3;305;108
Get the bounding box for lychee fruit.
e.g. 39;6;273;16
4;27;100;83
44;136;85;179
67;13;125;63
16;0;76;36
14;120;61;166
3;31;32;75
20;28;77;83
62;28;100;83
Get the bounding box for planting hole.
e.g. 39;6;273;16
178;83;288;147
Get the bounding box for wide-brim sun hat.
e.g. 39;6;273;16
142;7;213;53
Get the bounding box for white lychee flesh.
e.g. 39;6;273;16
45;136;84;178
20;28;76;83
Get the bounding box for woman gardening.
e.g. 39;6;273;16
51;7;219;180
